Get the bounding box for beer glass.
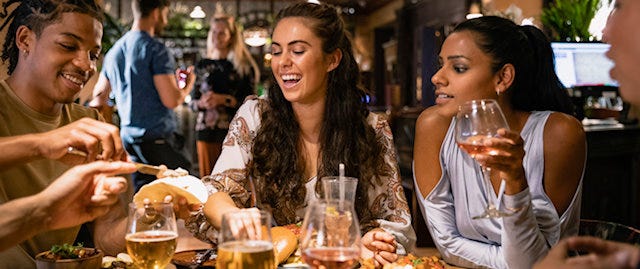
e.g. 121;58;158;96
125;202;178;269
216;209;276;269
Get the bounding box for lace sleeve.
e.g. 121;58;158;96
364;114;416;254
185;98;262;243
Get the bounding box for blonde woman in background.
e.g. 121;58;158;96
189;13;260;177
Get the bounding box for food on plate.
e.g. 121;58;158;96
102;253;133;268
268;223;304;265
157;167;190;178
36;244;104;269
272;226;299;264
282;223;302;238
133;171;207;204
172;249;217;268
360;254;446;269
40;243;99;260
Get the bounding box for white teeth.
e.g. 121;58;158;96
281;74;301;81
437;94;452;98
62;74;83;85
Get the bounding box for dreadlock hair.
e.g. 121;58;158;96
249;2;389;230
0;0;103;75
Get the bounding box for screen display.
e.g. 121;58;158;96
551;42;618;88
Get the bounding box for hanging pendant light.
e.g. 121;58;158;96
190;5;206;19
243;26;269;47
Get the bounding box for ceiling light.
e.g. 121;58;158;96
190;6;206;19
244;27;269;47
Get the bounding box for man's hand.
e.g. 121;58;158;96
36;161;136;231
37;117;127;164
534;236;640;269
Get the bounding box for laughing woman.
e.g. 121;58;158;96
186;2;416;267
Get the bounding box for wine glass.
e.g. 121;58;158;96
216;210;276;269
300;200;361;269
125;202;178;269
455;99;513;219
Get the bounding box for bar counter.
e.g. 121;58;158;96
581;123;640;228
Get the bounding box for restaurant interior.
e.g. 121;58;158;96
1;0;639;266
98;0;638;243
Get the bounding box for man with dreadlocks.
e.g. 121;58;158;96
0;0;131;267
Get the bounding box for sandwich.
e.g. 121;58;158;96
133;168;208;204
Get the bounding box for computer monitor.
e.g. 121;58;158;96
551;42;618;88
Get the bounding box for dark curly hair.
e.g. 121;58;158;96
249;2;389;229
0;0;103;75
453;16;575;115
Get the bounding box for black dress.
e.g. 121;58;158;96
190;58;254;143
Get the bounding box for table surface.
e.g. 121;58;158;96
175;221;465;268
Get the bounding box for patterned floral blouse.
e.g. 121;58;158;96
186;96;416;254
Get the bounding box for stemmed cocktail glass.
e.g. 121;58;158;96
455;99;514;219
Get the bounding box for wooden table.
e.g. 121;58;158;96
176;223;465;268
414;248;465;269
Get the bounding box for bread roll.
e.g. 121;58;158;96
271;226;298;264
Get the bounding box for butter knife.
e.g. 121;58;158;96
67;147;168;176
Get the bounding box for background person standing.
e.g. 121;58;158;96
189;13;259;177
91;0;196;191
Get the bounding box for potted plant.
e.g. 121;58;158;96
540;0;601;41
35;244;104;269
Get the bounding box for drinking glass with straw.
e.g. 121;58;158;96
321;164;357;208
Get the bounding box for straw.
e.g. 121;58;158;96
339;163;345;209
496;179;506;211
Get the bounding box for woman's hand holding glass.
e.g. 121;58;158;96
471;128;528;194
455;99;524;219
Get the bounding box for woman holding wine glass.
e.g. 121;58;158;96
413;16;586;268
186;2;416;268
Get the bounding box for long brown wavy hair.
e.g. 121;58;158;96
249;2;390;228
207;15;260;84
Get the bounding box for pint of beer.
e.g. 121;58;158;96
126;202;178;269
126;230;177;268
217;209;276;269
217;240;275;269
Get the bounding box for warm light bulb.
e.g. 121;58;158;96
243;27;269;47
190;6;206;19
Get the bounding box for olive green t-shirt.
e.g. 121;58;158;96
0;79;102;268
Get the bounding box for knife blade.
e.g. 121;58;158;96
67;147;168;176
134;162;166;176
